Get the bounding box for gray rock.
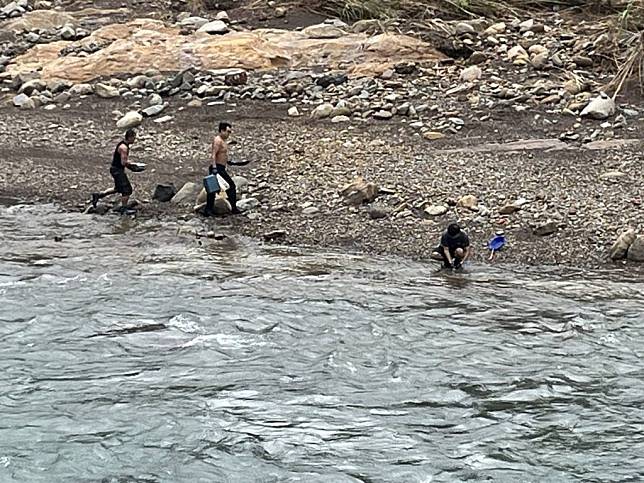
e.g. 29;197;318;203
237;197;259;212
232;176;249;194
627;236;644;262
610;229;636;260
373;110;393;120
153;184;177;202
69;83;94;96
142;104;165;117
25;32;40;43
13;93;35;109
179;16;209;29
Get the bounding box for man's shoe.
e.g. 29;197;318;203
91;192;100;208
230;208;242;215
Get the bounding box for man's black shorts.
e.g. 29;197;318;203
110;166;132;196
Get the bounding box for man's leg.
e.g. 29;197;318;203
216;166;239;213
91;188;116;207
205;192;216;216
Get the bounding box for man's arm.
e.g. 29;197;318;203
119;145;130;168
441;245;453;266
211;137;221;162
462;245;471;262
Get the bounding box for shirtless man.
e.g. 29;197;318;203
206;121;240;215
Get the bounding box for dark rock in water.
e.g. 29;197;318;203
153;184;177;202
263;230;286;241
534;221;558;236
316;72;348;88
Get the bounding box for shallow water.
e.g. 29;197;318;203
1;204;643;482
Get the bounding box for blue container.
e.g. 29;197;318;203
203;174;220;194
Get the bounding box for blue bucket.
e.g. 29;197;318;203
203;174;220;194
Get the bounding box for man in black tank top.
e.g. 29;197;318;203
91;129;137;214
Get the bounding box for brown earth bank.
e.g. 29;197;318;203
1;0;643;269
1;97;642;270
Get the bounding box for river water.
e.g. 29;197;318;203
1;204;643;483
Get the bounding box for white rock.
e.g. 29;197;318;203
153;115;174;124
13;93;35;109
331;115;351;123
171;182;201;204
425;205;448;216
580;92;616;120
311;103;334;119
302;23;345;39
288;106;300;117
179;16;209;29
197;20;229;35
460;65;482;82
116;111;143;129
215;11;229;22
94;83;120;98
148;93;163;106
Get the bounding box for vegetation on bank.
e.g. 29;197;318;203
312;0;642;95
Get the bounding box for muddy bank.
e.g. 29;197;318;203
1;97;642;269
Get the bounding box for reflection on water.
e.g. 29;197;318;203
1;204;644;482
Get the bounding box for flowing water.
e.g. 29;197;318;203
1;204;643;483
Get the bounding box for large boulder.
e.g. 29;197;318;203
627;236;644;262
340;176;378;205
152;184;177;202
580;92;616;120
610;229;636;260
116;111;143;129
171;182;201;205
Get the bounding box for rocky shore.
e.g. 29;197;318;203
1;0;643;268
